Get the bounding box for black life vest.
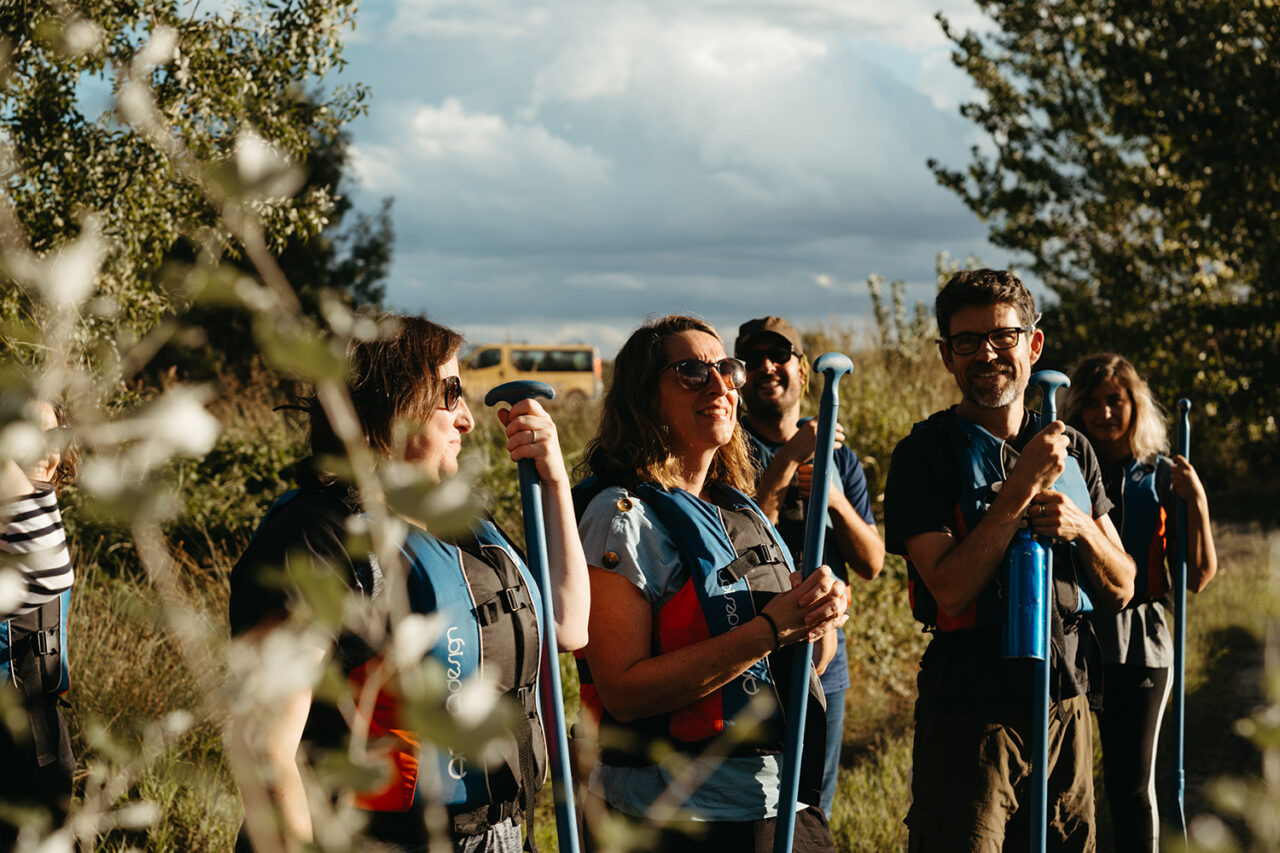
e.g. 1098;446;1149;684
572;477;826;804
0;592;71;768
1112;456;1171;605
905;412;1095;632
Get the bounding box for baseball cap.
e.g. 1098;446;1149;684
735;316;804;358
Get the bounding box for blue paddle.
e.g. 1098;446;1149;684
484;380;580;853
1027;370;1071;853
1170;398;1191;840
773;352;853;853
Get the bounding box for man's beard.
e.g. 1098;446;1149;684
963;364;1021;409
744;378;795;417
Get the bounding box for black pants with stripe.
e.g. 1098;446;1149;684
1096;663;1172;853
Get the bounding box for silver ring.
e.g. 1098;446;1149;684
1038;503;1045;517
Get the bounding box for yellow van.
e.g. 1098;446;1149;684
464;343;603;405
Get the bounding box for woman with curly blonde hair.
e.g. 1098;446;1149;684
573;315;846;852
1065;352;1217;853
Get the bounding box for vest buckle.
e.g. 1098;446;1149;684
503;587;524;613
34;628;58;656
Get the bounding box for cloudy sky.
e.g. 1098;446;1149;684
337;0;1018;355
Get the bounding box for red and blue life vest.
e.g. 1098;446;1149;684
352;520;546;825
249;487;546;829
572;478;826;800
1113;456;1171;605
906;412;1095;632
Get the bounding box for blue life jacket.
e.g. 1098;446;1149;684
249;488;546;828
1114;456;1171;605
572;477;826;804
349;519;546;823
399;521;544;813
906;411;1095;632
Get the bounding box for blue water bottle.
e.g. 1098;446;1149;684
1003;528;1047;660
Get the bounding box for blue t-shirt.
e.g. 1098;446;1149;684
741;420;875;693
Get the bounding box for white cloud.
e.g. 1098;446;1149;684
350;98;611;209
458;320;631;355
916;46;980;111
703;0;988;51
340;0;1011;349
386;0;549;40
564;272;646;291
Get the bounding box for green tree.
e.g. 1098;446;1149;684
0;0;367;364
166;126;394;378
929;1;1280;478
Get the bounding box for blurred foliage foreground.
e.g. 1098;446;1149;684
1;7;1278;853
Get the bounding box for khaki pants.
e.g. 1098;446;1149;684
906;691;1095;853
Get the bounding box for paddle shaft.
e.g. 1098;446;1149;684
1170;399;1191;837
773;353;852;853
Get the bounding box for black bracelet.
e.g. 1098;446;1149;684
759;612;782;652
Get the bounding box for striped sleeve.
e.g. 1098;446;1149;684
1;487;74;617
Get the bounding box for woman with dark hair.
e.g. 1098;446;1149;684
228;314;589;853
0;399;79;846
574;315;846;852
1065;353;1217;853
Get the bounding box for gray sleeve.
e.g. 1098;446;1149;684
577;487;689;609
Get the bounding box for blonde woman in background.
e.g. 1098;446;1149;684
1065;353;1218;853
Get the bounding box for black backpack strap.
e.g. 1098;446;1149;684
7;600;65;767
514;683;540;853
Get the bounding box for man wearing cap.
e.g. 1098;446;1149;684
735;315;885;819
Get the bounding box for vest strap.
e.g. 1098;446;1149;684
475;585;529;627
723;543;779;582
11;637;61;766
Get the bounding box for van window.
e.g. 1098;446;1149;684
511;350;544;371
472;348;501;369
544;350;592;371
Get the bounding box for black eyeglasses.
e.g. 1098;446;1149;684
440;375;464;411
661;358;747;391
740;343;798;370
938;326;1035;356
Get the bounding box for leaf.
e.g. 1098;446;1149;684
256;321;347;381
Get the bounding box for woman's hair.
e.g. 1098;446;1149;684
49;401;79;490
580;315;756;494
1064;352;1168;463
308;314;463;457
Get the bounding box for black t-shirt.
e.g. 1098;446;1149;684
229;460;384;748
885;408;1112;553
883;408;1113;712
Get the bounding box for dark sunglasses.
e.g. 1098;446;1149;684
661;357;747;391
440;375;464;411
740;342;798;370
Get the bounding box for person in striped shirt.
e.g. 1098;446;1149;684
1;399;79;845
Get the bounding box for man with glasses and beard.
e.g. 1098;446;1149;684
734;316;885;819
883;270;1134;851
